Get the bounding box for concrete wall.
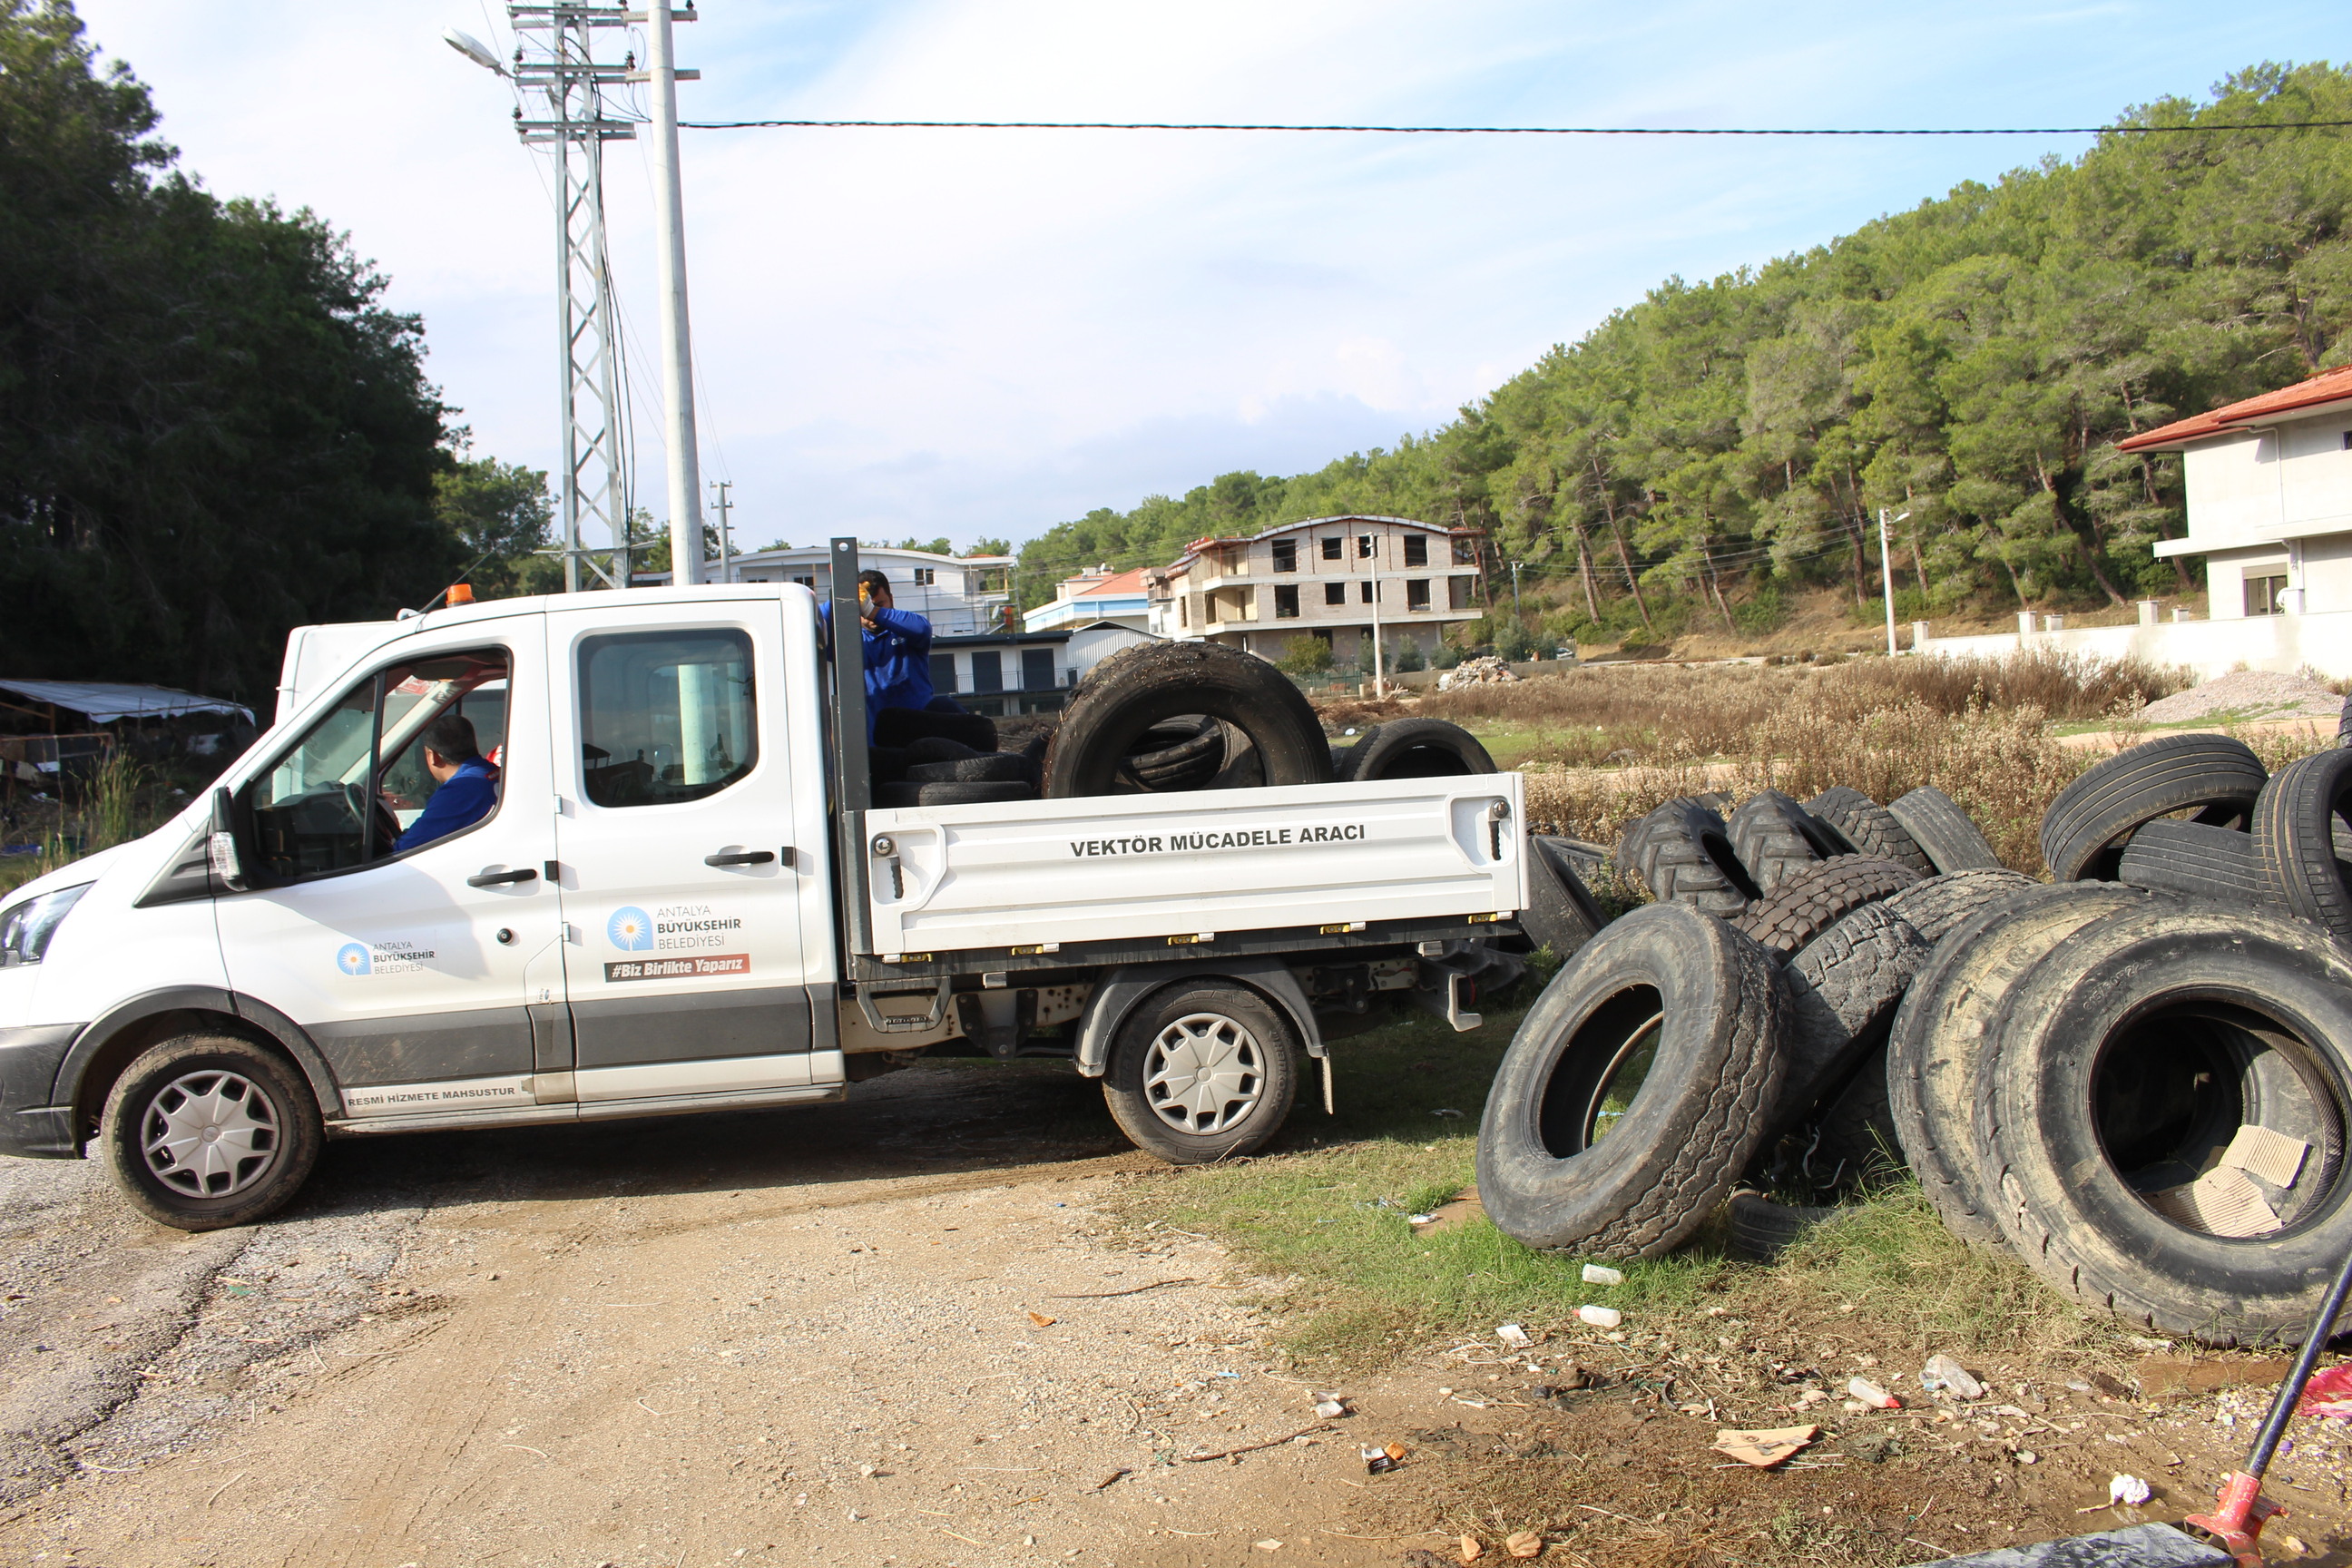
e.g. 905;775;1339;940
1918;609;2352;681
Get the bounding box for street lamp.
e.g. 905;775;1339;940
442;27;507;76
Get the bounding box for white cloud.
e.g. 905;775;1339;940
68;0;2352;554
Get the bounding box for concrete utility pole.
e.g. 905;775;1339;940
1878;509;1910;655
709;479;733;583
644;1;705;587
1510;560;1524;623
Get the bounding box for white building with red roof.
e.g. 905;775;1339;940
2120;363;2352;619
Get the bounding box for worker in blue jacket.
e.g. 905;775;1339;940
824;569;970;740
394;713;500;852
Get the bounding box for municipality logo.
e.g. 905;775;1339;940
336;943;371;976
607;906;653;951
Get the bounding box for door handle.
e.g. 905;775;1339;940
467;867;540;887
704;849;777;867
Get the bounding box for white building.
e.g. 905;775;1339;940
1022;565;1153;634
2122;362;2352;619
724;544;1016;636
1149;514;1487;663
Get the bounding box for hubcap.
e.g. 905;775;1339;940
141;1070;281;1200
1143;1013;1264;1135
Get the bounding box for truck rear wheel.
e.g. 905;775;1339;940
98;1034;323;1231
1103;981;1300;1164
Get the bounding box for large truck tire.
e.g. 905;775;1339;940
1732;854;1921;956
1044;642;1331;798
1878;867;2035;946
2119;818;2270;905
1813;1044;1903;1178
99;1034;323;1231
1475;903;1786;1259
1519;837;1607;959
1102;978;1302;1164
2253;749;2352;945
1807;787;1934;877
1774;901;1931;1132
1615;798;1759;917
2040;734;2266;882
1974;902;2352;1346
1724;1192;1837;1262
906;751;1037;786
1727;789;1855;893
1337;719;1496;781
875;707;998;752
1886;786;2004;874
1885;883;2149;1250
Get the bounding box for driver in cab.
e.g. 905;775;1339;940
393;714;499;853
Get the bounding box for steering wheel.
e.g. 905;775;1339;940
341;783;405;858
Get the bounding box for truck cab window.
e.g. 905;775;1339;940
249;649;511;880
577;630;758;808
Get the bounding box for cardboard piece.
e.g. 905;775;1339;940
1710;1424;1818;1468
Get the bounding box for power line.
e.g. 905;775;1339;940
678;116;2352;137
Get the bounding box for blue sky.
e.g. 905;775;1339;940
70;2;2352;554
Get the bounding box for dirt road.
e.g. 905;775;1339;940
0;1063;1439;1568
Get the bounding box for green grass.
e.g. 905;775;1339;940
1123;979;2117;1369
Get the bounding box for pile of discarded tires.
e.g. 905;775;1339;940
1478;742;2352;1348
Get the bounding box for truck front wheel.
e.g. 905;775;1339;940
1103;982;1300;1164
98;1034;324;1231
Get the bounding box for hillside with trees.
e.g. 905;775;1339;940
0;1;553;703
1012;63;2352;651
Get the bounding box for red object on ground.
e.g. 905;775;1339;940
2298;1364;2352;1419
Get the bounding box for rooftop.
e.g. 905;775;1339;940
2116;364;2352;452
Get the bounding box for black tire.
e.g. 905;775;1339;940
1127;718;1226;790
873;781;922;808
916;780;1036;806
1886;786;2005;874
1520;837;1608;960
1807;787;1934;877
1616;798;1759;917
1974;901;2352;1345
2120;819;2270;904
1102;979;1301;1164
868;746;910;783
99;1034;322;1231
1885;884;2150;1250
1475;903;1786;1258
1814;1045;1903;1178
1732;854;1923;956
2040;734;2266;882
906;752;1036;786
875;707;998;752
2253;749;2352;944
1775;901;1931;1130
1724;1192;1837;1262
1043;642;1331;798
1727;789;1856;893
1338;719;1497;781
1878;867;2036;946
904;735;982;766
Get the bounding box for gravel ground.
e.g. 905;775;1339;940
2136;670;2343;724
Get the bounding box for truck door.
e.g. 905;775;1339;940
545;596;819;1107
215;618;561;1116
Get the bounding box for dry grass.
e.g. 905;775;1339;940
1491;652;2310;874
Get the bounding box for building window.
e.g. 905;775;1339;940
1320;536;1343;561
792;575;816;588
1274;584;1299;618
1453;536;1478;565
1021;648;1054;691
1449;574;1477;611
971;651;1004;693
1324;582;1348;606
1404;535;1427;567
1406;579;1432;612
1359;580;1376;604
911;567;936;585
930;653;957;694
1357;534;1375;558
2343;431;2352;450
1271;539;1298;573
2248;573;2290;616
1179;597;1189;628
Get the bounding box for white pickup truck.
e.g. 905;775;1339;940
0;541;1526;1229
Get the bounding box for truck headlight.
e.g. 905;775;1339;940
0;883;92;967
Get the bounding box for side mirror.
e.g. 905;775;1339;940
208;787;250;893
